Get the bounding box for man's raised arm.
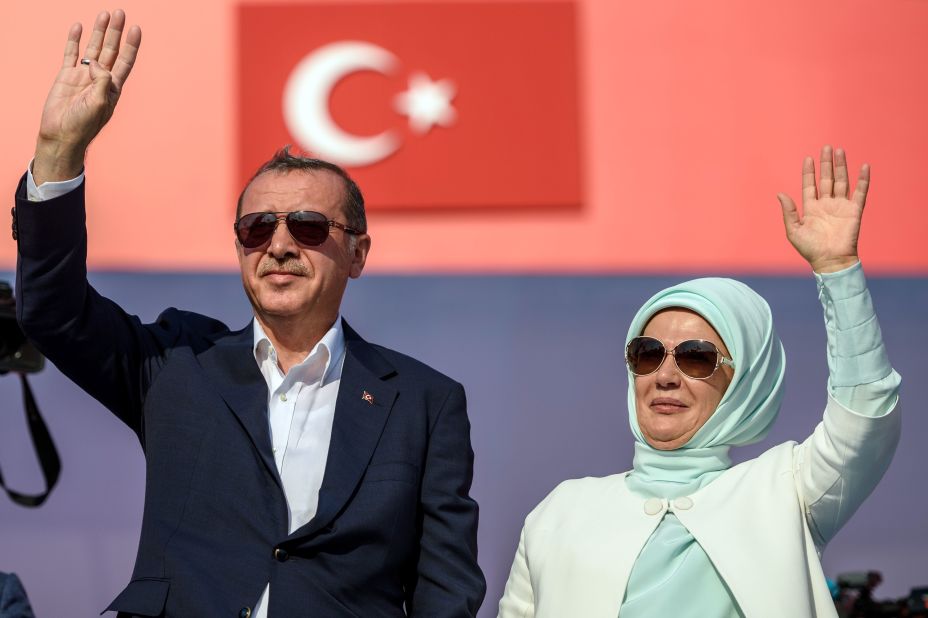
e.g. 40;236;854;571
32;9;141;186
14;10;156;430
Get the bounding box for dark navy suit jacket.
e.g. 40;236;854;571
0;573;35;618
14;178;485;617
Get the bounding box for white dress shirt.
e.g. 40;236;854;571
251;317;346;618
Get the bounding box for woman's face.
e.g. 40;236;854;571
634;308;734;450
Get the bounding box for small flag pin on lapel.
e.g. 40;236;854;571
362;391;375;405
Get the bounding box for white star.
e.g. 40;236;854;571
394;72;457;135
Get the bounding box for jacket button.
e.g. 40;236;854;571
274;547;289;562
643;497;664;516
673;496;694;510
239;608;252;618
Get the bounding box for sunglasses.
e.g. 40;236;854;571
625;336;735;380
234;211;362;249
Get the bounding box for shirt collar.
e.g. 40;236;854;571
252;316;346;383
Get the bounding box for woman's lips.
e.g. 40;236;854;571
650;397;688;413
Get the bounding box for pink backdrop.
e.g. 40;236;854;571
1;0;925;273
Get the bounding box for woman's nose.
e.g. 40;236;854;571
654;353;682;387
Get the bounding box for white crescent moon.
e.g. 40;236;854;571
283;41;401;167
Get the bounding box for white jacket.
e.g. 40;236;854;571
498;396;901;618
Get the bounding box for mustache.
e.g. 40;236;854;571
257;258;309;277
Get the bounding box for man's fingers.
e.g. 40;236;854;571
111;25;142;90
852;163;871;210
834;148;850;198
801;156;817;205
62;23;83;68
819;145;834;198
88;59;114;102
81;11;110;62
97;9;126;70
778;193;801;233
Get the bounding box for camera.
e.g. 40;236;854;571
1;280;57;509
0;281;44;374
835;571;928;617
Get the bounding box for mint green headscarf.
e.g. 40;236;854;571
621;278;787;618
626;277;786;451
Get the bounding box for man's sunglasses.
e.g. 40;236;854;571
625;336;735;380
234;211;362;249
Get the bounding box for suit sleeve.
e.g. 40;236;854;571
0;572;36;618
407;382;486;617
14;174;174;435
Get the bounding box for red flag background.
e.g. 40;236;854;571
238;2;582;210
1;0;926;272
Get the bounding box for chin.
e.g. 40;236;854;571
646;438;688;451
257;302;309;318
247;292;301;317
641;424;694;450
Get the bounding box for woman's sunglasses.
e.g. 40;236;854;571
625;336;735;380
234;211;362;249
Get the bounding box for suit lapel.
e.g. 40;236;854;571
197;323;280;488
291;321;398;540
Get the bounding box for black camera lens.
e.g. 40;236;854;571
0;320;25;358
0;283;21;357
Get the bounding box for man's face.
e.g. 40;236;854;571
236;170;370;325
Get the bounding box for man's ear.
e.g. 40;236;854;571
349;234;371;279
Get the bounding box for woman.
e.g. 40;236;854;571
497;147;901;618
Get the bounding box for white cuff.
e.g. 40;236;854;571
26;160;84;202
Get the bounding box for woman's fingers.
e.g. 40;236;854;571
833;148;850;198
801;156;817;206
852;163;870;210
818;145;834;199
777;193;800;235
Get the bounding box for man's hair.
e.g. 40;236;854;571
236;146;367;233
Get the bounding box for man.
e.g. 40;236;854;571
14;10;485;617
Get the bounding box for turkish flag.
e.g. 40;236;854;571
238;2;581;210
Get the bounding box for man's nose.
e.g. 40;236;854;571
266;219;299;258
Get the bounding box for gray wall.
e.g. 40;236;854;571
1;272;924;616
